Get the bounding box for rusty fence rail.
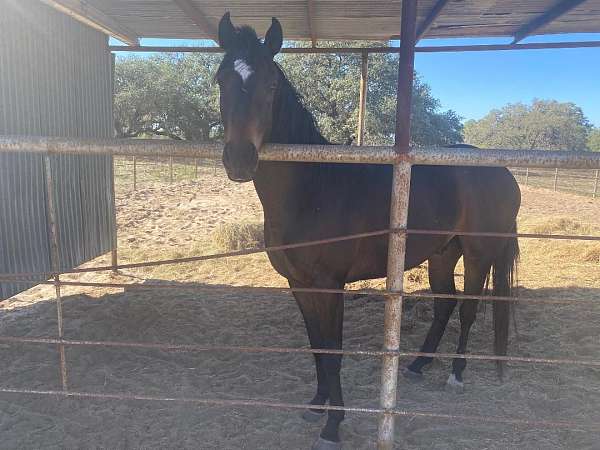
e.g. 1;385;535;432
2;136;600;169
1;386;597;432
1;227;599;280
1;135;600;446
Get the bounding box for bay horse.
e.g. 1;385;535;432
216;13;520;450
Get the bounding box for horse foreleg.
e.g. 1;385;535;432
290;279;345;449
447;255;491;391
406;239;462;378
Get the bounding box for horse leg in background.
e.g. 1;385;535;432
447;254;492;392
405;238;462;378
293;295;330;422
290;279;345;450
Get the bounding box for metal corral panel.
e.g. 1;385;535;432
0;0;115;299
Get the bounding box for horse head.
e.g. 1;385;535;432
216;12;283;182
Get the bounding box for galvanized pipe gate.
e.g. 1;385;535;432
2;1;600;448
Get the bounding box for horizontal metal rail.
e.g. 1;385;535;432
0;387;596;431
2;136;600;169
108;40;600;54
1;279;597;307
1;227;598;280
1;336;600;367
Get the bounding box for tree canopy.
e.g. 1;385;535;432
114;53;222;141
463;99;593;151
588;128;600;152
113;46;463;146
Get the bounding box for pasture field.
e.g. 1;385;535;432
1;160;599;449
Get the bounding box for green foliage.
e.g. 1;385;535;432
278;43;463;146
464;99;592;151
588;128;600;152
114;44;463;146
114;53;222;141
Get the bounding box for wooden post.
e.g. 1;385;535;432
553;168;559;191
378;1;417;449
169;156;174;183
110;156;119;274
133;156;137;191
593;169;599;198
357;50;369;146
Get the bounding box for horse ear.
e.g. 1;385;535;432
218;12;236;51
264;17;283;56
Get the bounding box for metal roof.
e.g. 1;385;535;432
41;0;600;46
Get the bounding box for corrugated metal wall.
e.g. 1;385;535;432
0;0;116;299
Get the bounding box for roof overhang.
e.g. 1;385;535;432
39;0;600;46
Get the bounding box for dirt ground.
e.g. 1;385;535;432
1;162;599;449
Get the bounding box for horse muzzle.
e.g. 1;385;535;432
222;141;259;183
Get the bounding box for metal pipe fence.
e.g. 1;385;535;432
511;167;600;198
113;156;600;200
1;135;600;447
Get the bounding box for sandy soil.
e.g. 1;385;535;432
1;163;599;449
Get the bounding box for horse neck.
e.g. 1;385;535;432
253;75;327;217
268;76;328;146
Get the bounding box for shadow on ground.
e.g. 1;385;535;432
0;282;599;449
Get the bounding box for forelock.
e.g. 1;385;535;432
218;26;275;77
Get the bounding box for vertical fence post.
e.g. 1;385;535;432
169;156;174;183
133;156;137;191
377;1;416;449
553;168;558;191
593;169;599;199
525;167;529;186
110;156;119;274
357;49;369;146
43;155;68;391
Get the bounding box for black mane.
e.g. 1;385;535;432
269;64;329;146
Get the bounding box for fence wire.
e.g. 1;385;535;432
1;387;597;431
2;157;600;443
1;227;599;281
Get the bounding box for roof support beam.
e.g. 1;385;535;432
110;40;600;54
416;0;450;41
512;0;589;44
172;0;218;43
307;0;317;47
40;0;139;46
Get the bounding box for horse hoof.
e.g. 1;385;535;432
402;367;423;382
311;437;342;450
302;408;326;423
445;374;465;393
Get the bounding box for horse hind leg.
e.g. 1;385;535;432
405;238;462;378
447;254;492;392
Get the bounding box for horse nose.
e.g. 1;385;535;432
222;141;259;182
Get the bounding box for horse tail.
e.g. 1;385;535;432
492;223;519;381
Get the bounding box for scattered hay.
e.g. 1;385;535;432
407;264;427;285
529;217;593;235
582;244;600;264
211;221;264;252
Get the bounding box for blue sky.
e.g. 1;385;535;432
414;34;600;126
112;33;600;127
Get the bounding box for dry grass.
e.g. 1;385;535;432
583;244;600;264
528;217;594;235
211;221;264;252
